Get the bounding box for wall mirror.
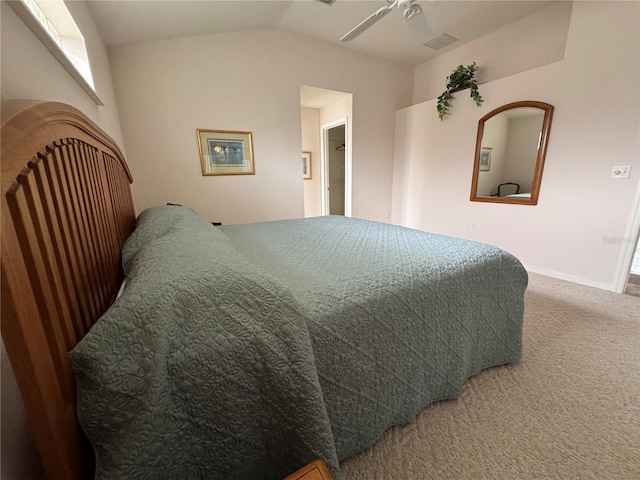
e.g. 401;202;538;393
470;101;554;205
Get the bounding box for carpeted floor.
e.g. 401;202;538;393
341;273;640;479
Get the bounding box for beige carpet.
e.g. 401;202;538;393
341;273;640;479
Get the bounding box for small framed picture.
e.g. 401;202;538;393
302;151;312;180
197;129;255;176
479;147;492;171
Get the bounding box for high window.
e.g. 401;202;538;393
11;0;102;105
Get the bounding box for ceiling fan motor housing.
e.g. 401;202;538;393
398;0;422;19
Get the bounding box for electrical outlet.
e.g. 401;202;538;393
470;223;477;231
611;165;631;179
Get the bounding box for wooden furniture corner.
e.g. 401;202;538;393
283;459;334;480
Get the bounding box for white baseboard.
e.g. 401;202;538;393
523;265;616;292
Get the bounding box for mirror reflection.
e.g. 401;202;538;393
470;101;554;205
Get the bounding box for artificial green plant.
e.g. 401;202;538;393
436;62;483;121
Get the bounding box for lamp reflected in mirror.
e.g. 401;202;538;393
470;101;554;205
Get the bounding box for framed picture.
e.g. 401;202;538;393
302;151;312;180
479;147;492;171
197;129;255;176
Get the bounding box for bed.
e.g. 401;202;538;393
506;193;532;199
1;100;528;480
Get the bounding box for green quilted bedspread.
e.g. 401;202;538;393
70;206;527;479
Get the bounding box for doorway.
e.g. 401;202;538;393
323;122;346;216
300;85;353;218
617;184;640;295
624;237;640;297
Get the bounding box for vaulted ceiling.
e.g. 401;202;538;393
87;0;556;67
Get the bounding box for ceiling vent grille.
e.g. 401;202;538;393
423;33;459;50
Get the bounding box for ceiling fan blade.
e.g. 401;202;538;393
404;4;433;45
340;4;395;42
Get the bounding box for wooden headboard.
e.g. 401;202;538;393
1;100;136;479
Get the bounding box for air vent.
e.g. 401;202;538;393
423;33;459;50
316;0;336;5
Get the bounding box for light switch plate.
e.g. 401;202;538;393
611;165;631;179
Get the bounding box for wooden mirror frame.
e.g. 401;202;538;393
470;100;554;205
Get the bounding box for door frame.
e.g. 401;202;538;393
320;117;351;217
613;182;640;292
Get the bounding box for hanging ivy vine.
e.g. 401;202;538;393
436;62;483;121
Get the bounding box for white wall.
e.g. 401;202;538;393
503;114;544;192
1;1;125;147
301;107;322;217
392;1;640;290
109;28;413;225
413;1;573;104
477;114;509;196
1;2;127;479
